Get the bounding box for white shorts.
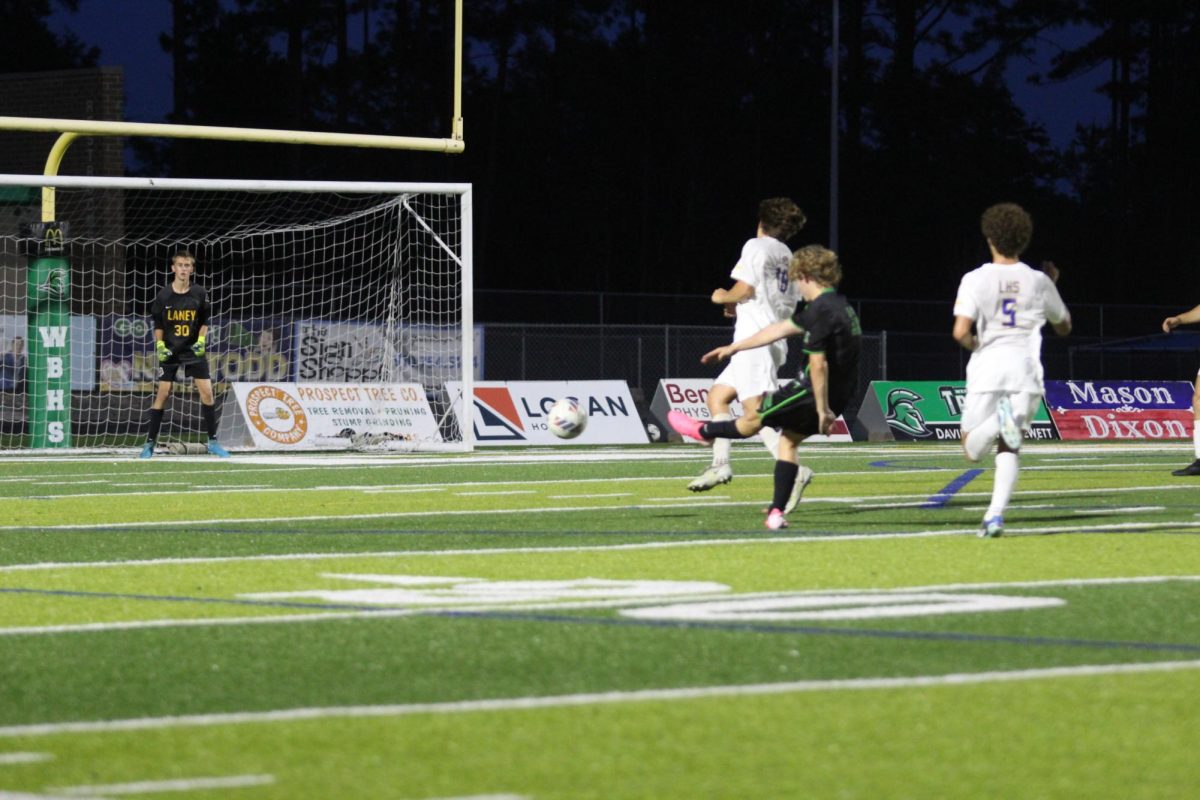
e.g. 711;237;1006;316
960;390;1040;434
715;347;779;401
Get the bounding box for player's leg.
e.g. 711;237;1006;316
979;391;1036;538
191;365;230;458
761;393;818;529
961;389;1001;463
1172;371;1200;476
688;383;737;491
141;377;174;458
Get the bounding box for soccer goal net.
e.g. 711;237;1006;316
0;176;474;453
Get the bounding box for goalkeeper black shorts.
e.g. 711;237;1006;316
158;355;211;383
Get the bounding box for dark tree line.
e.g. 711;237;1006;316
9;0;1200;308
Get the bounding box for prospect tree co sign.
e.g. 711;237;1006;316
857;381;1058;442
1044;380;1195;440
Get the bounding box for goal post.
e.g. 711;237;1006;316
0;174;475;453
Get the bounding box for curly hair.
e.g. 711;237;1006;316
758;197;807;241
980;203;1032;258
790;244;842;287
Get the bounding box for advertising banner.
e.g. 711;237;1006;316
1044;380;1195;440
856;380;1058;442
219;382;441;450
99;315;291;392
294;320;482;399
649;378;852;443
1;314;95;392
445;380;648;445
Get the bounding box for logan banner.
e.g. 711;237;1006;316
1044;380;1195;440
855;380;1058;442
446;380;648;445
218;382;441;450
648;378;851;443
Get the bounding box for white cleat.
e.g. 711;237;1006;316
784;466;814;514
688;464;733;492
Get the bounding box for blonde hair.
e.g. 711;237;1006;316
790;244;842;287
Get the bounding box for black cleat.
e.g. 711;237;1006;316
1171;459;1200;477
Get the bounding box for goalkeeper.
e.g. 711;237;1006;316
139;249;230;458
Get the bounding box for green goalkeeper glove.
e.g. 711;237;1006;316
155;340;170;362
191;335;206;357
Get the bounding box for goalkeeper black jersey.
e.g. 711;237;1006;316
151;284;210;359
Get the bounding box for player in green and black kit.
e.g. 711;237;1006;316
139;249;230;458
669;245;861;529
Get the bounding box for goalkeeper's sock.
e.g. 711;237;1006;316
201;403;218;439
145;408;164;443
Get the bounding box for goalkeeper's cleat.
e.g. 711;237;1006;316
668;410;712;445
979;515;1004;538
1171;459;1200;476
784;465;814;514
206;439;231;458
765;508;788;530
688;464;733;492
155;340;170;362
997;395;1022;450
139;442;154;459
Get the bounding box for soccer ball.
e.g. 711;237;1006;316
547;397;587;439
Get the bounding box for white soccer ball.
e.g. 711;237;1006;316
547;397;587;439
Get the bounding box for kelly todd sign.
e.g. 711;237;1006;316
219;382;441;450
1044;380;1195;440
446;380;648;445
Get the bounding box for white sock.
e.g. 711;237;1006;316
964;417;999;462
986;451;1019;519
757;425;782;459
711;413;732;468
1193;421;1200;459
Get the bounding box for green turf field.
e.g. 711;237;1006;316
0;441;1198;799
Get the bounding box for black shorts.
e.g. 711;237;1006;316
157;356;211;383
759;381;820;436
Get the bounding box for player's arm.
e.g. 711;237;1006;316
952;315;977;352
712;280;754;306
701;318;800;364
807;350;836;435
1163;304;1200;333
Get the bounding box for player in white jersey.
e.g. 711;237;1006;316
688;198;809;505
952;203;1071;537
1161;303;1200;476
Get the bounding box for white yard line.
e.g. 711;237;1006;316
50;774;274;795
1;660;1197;739
0;753;53;765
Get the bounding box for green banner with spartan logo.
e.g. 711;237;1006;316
24;221;71;447
853;380;1057;442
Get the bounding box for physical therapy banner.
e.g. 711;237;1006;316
218;382;441;450
855;380;1058;442
649;378;851;443
446;380;648;445
1043;380;1195;440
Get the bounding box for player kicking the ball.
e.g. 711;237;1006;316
952;203;1070;537
139;249;230;459
688;197;809;508
670;245;861;530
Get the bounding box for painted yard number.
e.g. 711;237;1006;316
244;576;1064;620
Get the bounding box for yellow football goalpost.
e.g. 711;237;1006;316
0;0;472;452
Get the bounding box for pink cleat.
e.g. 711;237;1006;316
668;410;711;444
765;509;788;530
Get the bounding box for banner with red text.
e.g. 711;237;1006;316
218;382;441;450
